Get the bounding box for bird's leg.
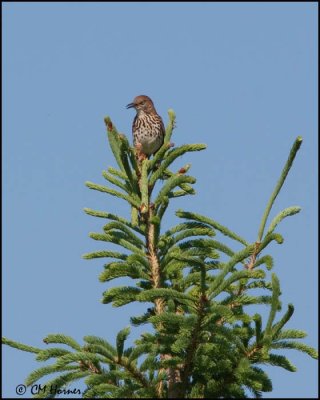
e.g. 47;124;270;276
135;142;147;163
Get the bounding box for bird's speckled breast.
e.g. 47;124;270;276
133;113;164;155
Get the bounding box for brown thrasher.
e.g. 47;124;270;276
126;95;165;159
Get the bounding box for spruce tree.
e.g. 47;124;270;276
3;109;318;398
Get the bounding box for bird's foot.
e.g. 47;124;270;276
135;143;148;163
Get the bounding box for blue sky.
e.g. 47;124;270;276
2;2;318;398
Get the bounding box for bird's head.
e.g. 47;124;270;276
126;95;156;114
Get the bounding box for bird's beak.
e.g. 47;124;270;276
126;102;135;109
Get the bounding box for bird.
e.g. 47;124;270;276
126;95;165;159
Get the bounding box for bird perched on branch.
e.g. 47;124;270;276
126;95;165;160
